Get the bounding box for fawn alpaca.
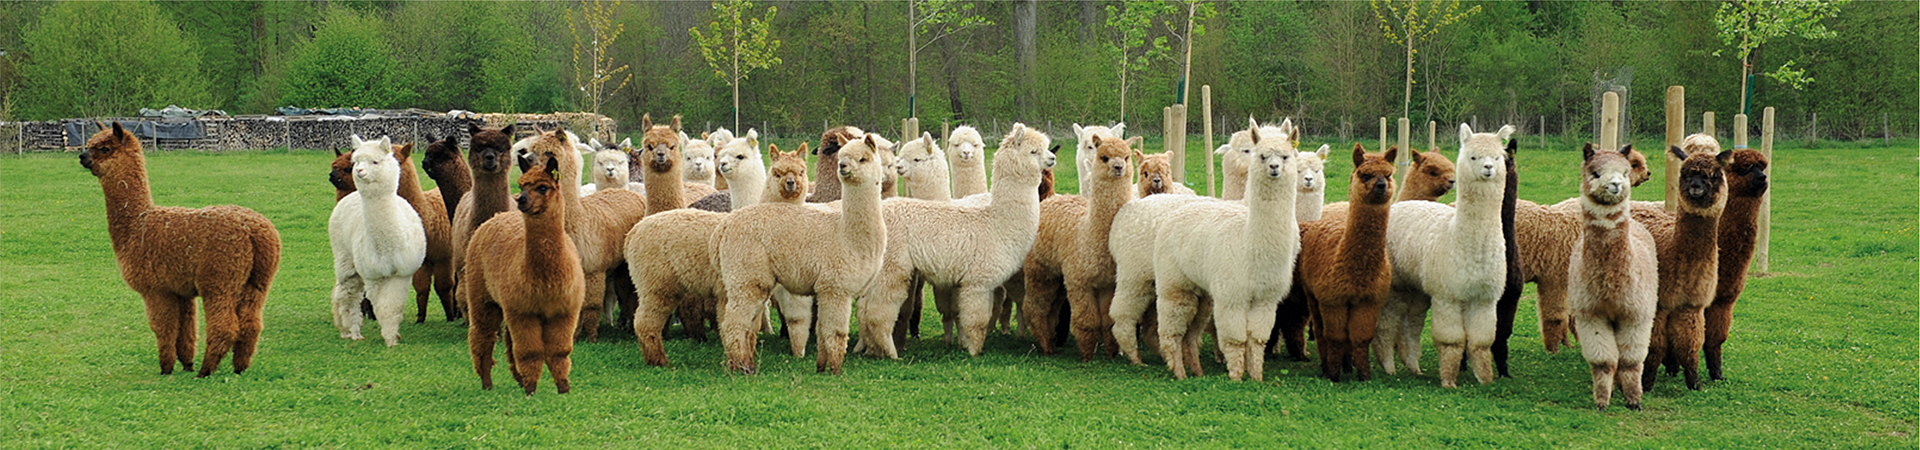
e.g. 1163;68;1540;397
465;152;586;395
1569;143;1659;411
81;122;281;376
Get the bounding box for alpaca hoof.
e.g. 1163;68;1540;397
1288;354;1310;363
1440;380;1458;389
1687;381;1702;391
1595;405;1608;412
1624;403;1642;411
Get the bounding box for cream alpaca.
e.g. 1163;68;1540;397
1296;144;1330;221
681;131;718;187
1569;143;1658;411
524;126;648;342
894;132;953;201
948;125;989;198
717;134;890;374
1150;118;1302;381
1107;193;1217;366
1375;124;1511;387
1071;123;1126;180
329;135;428;346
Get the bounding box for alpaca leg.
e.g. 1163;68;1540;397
1590;361;1617;411
1316;298;1350;382
814;291;855;375
1275;293;1312;362
412;267;433;323
610;265;638;333
1641;309;1673;392
1703;299;1734;381
1001;277;1026;338
331;275;367;340
175;297;198;372
776;288;814;358
957;284;995;356
1155;285;1201;379
1538;279;1571;353
505;314;547;395
434;263;458;321
1493;282;1520;378
1616;317;1653;410
138;292;187;375
1096;287;1119;359
723;280;773;374
578;271;607;342
1465;299;1498;385
1675;306;1707;390
1183;297;1212;379
856;279;906;359
369;277;410;346
543;313;578;394
467;295;503;390
1577;316;1622;410
1431;300;1467;388
195;293;240;378
1350;295;1383;382
1022;269;1064;354
634;287;679;367
1244;299;1281;383
1373;294;1405;375
935;285;960;345
1109;274;1154;365
1065;281;1103;362
232;285;268;374
1397;294;1431;376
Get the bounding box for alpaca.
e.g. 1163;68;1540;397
1375;124;1510;387
767;143;812;203
1071;123;1125;182
628;133;774;365
330;149;355;201
452;124;519;295
80;122;280;377
636;115;716;216
532;125;649;343
391;142;457;324
422;135;472;226
856;124;1055;357
681;132;718;187
894;132;953;201
1397;149;1458;202
464;152;586;395
706;128;736;190
1135;150;1196;197
1634;137;1734;392
580;146;632;197
1108;192;1218;365
1023;130;1135;359
1517;146;1656;354
1296;144;1331;221
805;126;864;203
717;133;890;374
1297;144;1397;381
948;125;989;198
1150;118;1302;381
1488;139;1523;378
329;135;428;346
1568;142;1658;411
1705;147;1770;381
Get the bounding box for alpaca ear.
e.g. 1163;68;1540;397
671;115;683;133
1617;144;1634;157
1214;144;1229;155
1354;144;1370;167
1459;123;1475;148
1316;144;1331;160
1715;148;1736;166
862;134;877;153
1132;149;1146;163
1110;123;1125;137
922;131;935;148
1089;134;1102;148
542;153;561;180
379;136;393;153
1581;142;1597;161
468;123;484;137
747;128;759;147
334;147;344;157
1247;119;1261;144
1668;145;1689;162
426;134;439;145
1049;144;1061;154
1279;118;1296;140
641;113;653;130
398;143;414;160
351;134;365;147
797;142;810;156
499;124;515;137
1496;124;1515;143
1383;145;1399;167
1072;123;1085;140
1505;136;1518;156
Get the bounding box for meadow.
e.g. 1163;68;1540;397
1;135;1913;447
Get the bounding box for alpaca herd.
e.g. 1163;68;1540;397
79;114;1773;408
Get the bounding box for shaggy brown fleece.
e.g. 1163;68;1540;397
423;135;472;225
330;149;356;201
463;152;585;395
81;122;281;377
452;124;519;292
1299;144;1397;381
1022;135;1136;360
393;143;458;323
1704;149;1769;381
768;143;812;204
638;114;691;216
1396;149;1457;202
1635;144;1733;392
807;126;863;203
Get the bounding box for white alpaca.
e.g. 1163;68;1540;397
947;125;989;198
715;129;768;209
1071;123;1125;179
328;135;428;346
1297;144;1330;221
1216;130;1255;200
1569;142;1658;411
894;132;952;201
579;147;631;197
1107;193;1217;365
681;131;718;186
1376;124;1512;388
856;124;1055;357
1150;118;1302;381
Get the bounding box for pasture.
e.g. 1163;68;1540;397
0;136;1913;447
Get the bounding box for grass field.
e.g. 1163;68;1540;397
1;135;1913;447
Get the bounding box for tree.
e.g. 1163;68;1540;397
906;0;991;118
1106;1;1177;124
1714;0;1846;114
1169;0;1217;106
279;7;409;109
15;1;212;120
568;0;632;138
1372;0;1480;119
691;0;781;132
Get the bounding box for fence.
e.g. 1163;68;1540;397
0;112;616;154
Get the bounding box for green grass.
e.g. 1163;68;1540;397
0;141;1913;447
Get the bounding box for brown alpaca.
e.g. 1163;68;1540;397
452;124;519;294
1634;138;1734;392
1136;150;1195;197
330;149;356;201
767;143;812;204
1022;134;1136;360
1298;144;1397;381
806;126;864;203
637;114;694;215
464;152;585;395
1519;145;1658;353
391;143;457;323
80;122;280;377
1397;149;1457;202
537;126;648;342
422;135;472;226
1705;148;1770;381
1569;143;1658;411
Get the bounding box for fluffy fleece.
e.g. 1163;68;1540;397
1150;118;1302;381
392;143;457;324
717;134;890;374
81;122;280;376
1107;193;1217;366
452;124;520;297
329;135;428;346
1633;137;1734;392
689;129;770;213
1705;148;1770;381
948;125;989;198
1375;124;1510;387
1519;147;1657;354
1071;123;1126;183
422;136;471;227
463;152;585;395
330;149;356;201
1397;149;1458;202
1297;144;1397;381
681;132;718;187
1023;132;1136;359
1569;143;1658;411
1295;144;1331;221
767;143;812;203
856;124;1055;357
1135;150;1197;197
528;126;648;343
580;145;633;197
894;132;953;201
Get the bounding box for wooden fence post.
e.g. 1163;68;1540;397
1170;104;1187;183
1427;120;1436;153
1379;117;1387;153
1203;85;1214;197
1601;91;1621;156
1664;86;1685;211
1539;116;1546;150
1758;107;1775;273
1733;113;1748;149
1395;117;1410;196
1704;111;1716;137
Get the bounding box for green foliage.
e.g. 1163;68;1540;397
1371;0;1481;119
1715;0;1847;93
691;0;782;130
387;2;544;114
568;0;632;130
14;1;212;120
278;7;410;109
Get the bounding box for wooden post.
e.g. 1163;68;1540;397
1379;117;1388;153
903;117;919;142
1395;117;1410;193
1809;112;1818;146
1539;116;1546;150
1600;91;1621;151
1203;85;1214;197
1427;121;1436;152
1170;104;1187;183
1732;113;1748;149
1758;107;1774;273
1703;111;1716;137
1664;86;1685;212
1389;117;1409;199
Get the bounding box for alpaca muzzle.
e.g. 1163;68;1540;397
79;151;95;170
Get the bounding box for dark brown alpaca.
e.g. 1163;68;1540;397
1490;139;1522;378
465;151;585;395
1705;149;1770;381
1298;144;1397;381
1635;141;1734;391
330;149;355;201
392;143;458;323
452;124;519;295
422;135;471;226
81;122;281;377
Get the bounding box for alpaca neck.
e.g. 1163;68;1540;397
1246;173;1301;269
1223;169;1247;200
357;186;413;249
1340;198;1393;269
472;168;513;219
953;157;987;197
1454;179;1503;226
910;168;952;201
1082;173;1133;246
645;165;686;212
431;161;471;223
521;204;572;281
1579;202;1634;278
986;166;1043;231
556;153;586;226
727;166;767;209
99;161;157;240
1718;195;1763;274
839;175;886;258
1296;187;1325;221
395;157;430;214
812;153;842;202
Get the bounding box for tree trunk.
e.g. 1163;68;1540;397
1016;0;1037;120
943;38;966;121
1178;0;1196;106
1403;38;1413;119
908;0;917;119
1080;0;1097;44
733;10;742;131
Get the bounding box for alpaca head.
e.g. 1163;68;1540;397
591;148;630;187
1299;144;1331;194
1403;149;1457;199
422;134;463;182
1072;122;1125;174
1455;123;1513;196
79;121;148;179
715;129;763;181
348;135;403;196
995;123;1056;182
707;127;736;148
1135;151;1177;196
639;114;684;175
515;151;564;216
1580;142;1636;206
682;131;716;180
329;147;355;194
1627;146;1652;187
769;142;811;201
1669;143;1734;214
1088;134;1138;182
515;126;581;184
818;126;864;157
837;134;890;188
468;124;516;176
949;126;986;163
1723;149;1770;199
1352;144;1399;205
1221;129;1256;175
893;132;944;178
1249;118;1301;187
